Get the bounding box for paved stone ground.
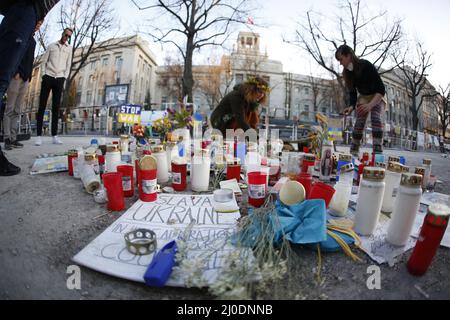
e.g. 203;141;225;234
0;136;449;300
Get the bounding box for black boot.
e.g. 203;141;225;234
4;138;13;150
11;140;24;148
0;148;21;176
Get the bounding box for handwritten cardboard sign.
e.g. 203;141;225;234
72;194;242;287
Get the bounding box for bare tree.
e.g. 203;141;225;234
287;0;403;110
394;42;438;131
35;21;51;56
131;0;256;103
433;84;450;141
58;0;118;110
157;55;185;103
307;74;330;115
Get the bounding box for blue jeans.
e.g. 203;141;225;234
0;1;37;99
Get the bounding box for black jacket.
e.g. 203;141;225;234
0;1;60;20
347;59;386;108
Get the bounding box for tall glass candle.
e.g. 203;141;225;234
329;182;352;217
386;173;423;246
422;159;432;189
120;135;129;153
191;153;211;192
319;140;333;181
381;162;404;213
105;144;121;173
152;145;169;184
354;167;386;236
339;163;354;186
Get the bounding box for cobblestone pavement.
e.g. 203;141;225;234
0;137;449;300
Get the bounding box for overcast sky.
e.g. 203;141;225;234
4;0;447;87
114;0;449;88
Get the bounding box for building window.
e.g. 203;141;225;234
102;57;109;66
90;60;96;70
304;87;309;95
115;56;123;69
86;91;92;105
235;73;244;84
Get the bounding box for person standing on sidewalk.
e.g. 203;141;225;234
3;20;43;151
0;0;61;176
335;44;387;157
35;27;73;146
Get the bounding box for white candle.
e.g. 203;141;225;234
191;155;211;192
354;167;386;236
381;162;403;213
329;182;352;217
386;173;423;246
152;147;169;183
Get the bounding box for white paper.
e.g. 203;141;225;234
220;179;242;194
420;192;450;207
73;194;244;287
357;214;417;265
30;156;68;175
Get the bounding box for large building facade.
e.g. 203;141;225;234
22;31;443;137
24;35;158;117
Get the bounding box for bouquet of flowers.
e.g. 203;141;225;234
167;105;193;130
152;116;173;137
132;123;145;139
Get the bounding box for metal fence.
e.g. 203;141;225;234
2;105;447;153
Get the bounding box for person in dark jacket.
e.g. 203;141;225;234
0;0;60;176
336;44;387;157
3;20;43;150
210;76;269;135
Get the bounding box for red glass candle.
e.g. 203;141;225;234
227;164;241;182
117;165;134;198
171;161;187;192
309;181;336;208
67;150;78;176
407;203;450;276
248;171;268;208
102;172;125;211
297;173;313;199
302;154;316;174
139;169;158;202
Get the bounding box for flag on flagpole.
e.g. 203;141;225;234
247;16;254;25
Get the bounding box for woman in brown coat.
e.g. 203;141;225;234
210;76;269;135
